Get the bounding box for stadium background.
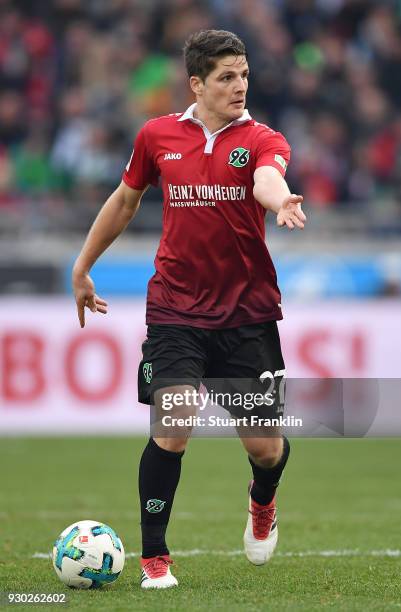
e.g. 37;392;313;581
1;1;401;608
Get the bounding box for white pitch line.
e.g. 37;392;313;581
33;549;401;560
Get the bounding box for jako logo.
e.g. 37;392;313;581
164;153;182;160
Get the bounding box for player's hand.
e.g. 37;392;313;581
72;270;108;328
277;194;306;230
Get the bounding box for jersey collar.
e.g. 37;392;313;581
177;103;252;134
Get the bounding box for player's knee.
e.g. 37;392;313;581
153;436;189;453
248;438;284;468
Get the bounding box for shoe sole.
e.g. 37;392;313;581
141;581;178;589
244;524;278;565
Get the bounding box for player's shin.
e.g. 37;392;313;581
138;437;185;558
249;435;290;505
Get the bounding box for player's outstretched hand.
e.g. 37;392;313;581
277;194;306;230
72;270;108;328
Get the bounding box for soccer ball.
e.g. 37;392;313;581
52;520;125;589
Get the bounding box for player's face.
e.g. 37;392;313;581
193;55;249;123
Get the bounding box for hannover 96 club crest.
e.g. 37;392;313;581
228;147;250;168
146;499;166;513
143;362;152;383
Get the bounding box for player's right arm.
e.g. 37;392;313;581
72;181;148;328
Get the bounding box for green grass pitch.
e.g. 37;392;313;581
1;437;401;611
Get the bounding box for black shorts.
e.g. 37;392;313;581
138;322;285;417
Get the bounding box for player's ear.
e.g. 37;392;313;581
190;75;204;96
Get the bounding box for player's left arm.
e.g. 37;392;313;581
253;166;306;230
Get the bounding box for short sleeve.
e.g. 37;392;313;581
122;124;159;189
254;130;291;177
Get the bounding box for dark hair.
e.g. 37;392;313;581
183;30;247;81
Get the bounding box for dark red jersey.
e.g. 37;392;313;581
123;104;291;328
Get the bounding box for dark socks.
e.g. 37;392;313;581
138;438;184;558
249;436;290;505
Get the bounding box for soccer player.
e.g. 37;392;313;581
72;30;306;589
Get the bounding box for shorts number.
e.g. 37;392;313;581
259;369;286;412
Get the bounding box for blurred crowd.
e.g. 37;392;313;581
1;0;401;233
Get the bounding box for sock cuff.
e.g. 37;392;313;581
148;437;185;460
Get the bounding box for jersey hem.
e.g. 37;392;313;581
145;311;283;330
